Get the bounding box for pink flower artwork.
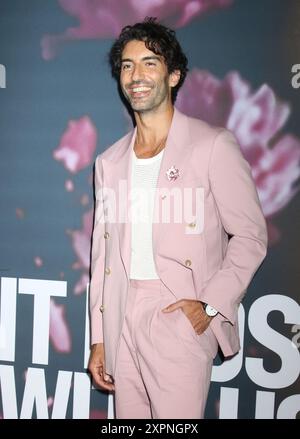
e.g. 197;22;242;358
65;179;74;192
53;116;97;174
89;409;108;419
34;256;43;268
68;209;94;295
176;69;300;244
41;0;233;60
49;299;72;353
16;207;25;219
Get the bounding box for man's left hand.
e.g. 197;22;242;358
162;299;213;335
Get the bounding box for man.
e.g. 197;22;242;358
88;18;268;419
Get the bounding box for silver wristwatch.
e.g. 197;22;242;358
202;302;218;317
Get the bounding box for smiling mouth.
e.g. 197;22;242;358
128;86;152;99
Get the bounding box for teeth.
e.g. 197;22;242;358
132;87;151;92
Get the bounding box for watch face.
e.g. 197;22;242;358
205;304;218;317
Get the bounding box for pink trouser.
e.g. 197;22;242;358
113;279;218;419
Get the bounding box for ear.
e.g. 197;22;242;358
169;69;181;88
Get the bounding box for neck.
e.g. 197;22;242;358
133;104;174;151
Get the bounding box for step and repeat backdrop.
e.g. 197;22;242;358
0;0;299;419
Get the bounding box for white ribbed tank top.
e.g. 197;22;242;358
129;147;164;279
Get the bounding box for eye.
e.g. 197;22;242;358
122;63;132;70
145;62;156;67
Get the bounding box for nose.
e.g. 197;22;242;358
131;64;144;82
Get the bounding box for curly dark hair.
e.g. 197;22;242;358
108;17;188;103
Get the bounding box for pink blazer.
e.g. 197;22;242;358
89;107;268;376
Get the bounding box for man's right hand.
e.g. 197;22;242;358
88;343;115;391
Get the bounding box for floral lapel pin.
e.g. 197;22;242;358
166;165;180;181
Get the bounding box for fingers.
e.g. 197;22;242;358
187;302;212;334
166;298;199;313
88;346;115;391
195;326;205;335
104;373;113;383
90;366;115;391
103;373;115;391
162;299;184;312
96;376;115;392
194;318;211;335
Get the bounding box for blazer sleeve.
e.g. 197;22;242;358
200;129;268;324
89;154;106;345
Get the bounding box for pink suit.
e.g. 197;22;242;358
89;108;268;418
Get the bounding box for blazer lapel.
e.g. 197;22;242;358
152;107;194;255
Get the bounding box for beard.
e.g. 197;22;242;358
122;79;169;113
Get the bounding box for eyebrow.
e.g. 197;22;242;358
121;55;162;63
